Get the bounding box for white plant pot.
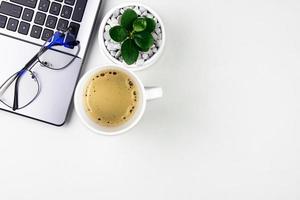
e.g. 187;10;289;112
98;2;166;71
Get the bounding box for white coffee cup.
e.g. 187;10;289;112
74;65;163;135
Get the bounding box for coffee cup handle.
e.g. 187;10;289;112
144;87;163;101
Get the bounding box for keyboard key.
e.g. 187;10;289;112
0;2;22;18
49;2;62;16
30;25;42;39
18;21;30;35
38;0;50;12
0;15;7;28
65;0;75;6
65;22;79;43
55;0;63;2
10;0;37;9
61;5;72;19
72;0;87;22
57;18;69;31
42;28;54;41
6;18;19;32
22;8;34;22
34;12;46;25
45;15;57;29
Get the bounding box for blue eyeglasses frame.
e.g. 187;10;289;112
7;30;80;111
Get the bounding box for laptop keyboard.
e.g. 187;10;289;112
0;0;87;42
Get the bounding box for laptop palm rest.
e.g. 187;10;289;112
0;35;82;126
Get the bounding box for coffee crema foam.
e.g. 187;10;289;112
84;69;138;127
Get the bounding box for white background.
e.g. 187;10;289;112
1;0;299;199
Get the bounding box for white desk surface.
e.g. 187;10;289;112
1;0;299;199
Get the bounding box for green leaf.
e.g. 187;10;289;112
137;45;150;52
109;26;128;42
121;39;139;65
121;9;138;31
133;18;147;32
145;18;156;33
133;32;154;50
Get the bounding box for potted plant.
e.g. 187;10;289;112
99;3;165;71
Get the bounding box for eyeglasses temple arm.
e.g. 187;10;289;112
0;74;17;97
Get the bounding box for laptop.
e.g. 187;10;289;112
0;0;102;126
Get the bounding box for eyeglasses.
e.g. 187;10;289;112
0;28;80;111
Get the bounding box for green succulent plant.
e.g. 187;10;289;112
109;9;156;65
